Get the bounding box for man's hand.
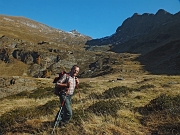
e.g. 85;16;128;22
75;77;79;84
67;82;71;88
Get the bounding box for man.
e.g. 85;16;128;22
55;65;80;127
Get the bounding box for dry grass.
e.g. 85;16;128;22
0;51;179;135
0;73;179;135
0;60;28;76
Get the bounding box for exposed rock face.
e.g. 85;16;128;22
0;9;180;77
113;9;172;44
85;9;180;75
86;9;174;47
0;14;94;77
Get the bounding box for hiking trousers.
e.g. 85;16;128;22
56;92;72;124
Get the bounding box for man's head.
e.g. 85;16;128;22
70;65;79;77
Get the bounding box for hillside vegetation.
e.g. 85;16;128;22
0;11;180;135
0;53;179;135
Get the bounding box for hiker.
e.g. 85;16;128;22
54;65;80;127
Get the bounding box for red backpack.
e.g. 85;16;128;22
53;71;67;83
53;71;69;95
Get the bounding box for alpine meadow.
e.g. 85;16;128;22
0;9;180;135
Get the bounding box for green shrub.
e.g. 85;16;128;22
77;82;92;94
78;82;91;88
72;108;87;122
4;87;54;100
36;99;59;115
102;86;135;98
87;100;124;116
2;90;30;100
0;107;33;132
137;94;180;115
28;87;54;99
88;92;101;99
138;84;155;91
136;94;180;134
0;99;59;133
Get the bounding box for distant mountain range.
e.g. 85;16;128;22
86;9;180;74
0;9;180;77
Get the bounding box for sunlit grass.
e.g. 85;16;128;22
0;74;179;134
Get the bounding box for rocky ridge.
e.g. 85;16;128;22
85;9;180;74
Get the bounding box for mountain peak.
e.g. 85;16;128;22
69;29;80;34
155;9;171;16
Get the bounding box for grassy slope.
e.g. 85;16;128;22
0;54;180;135
0;60;29;76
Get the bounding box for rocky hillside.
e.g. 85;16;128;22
0;9;180;78
0;15;96;77
86;9;180;75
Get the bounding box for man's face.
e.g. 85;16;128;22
72;67;79;77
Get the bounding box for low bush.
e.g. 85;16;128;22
138;84;155;91
87;100;124;116
0;99;59;134
36;99;59;115
72;108;87;122
102;86;135;98
137;94;180;115
4;90;30;100
136;94;180;134
4;87;54;100
88;92;102;99
28;87;54;99
77;82;92;94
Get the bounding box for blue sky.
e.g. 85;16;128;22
0;0;180;39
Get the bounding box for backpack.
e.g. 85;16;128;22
53;71;69;96
53;71;67;83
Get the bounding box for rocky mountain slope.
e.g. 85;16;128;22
0;15;95;77
0;9;180;78
86;9;180;75
0;10;180;135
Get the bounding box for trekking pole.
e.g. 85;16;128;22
51;92;67;135
76;81;85;116
78;88;85;116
